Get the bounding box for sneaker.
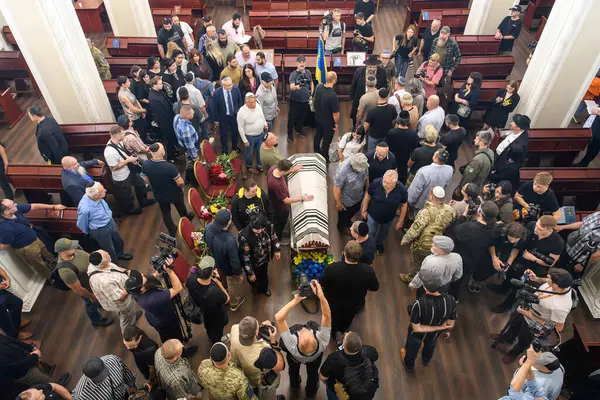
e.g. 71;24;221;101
287;136;294;143
264;288;272;297
399;348;413;372
398;273;412;283
572;115;580;124
221;333;231;344
57;372;71;386
118;253;133;260
91;317;114;327
468;277;482;293
230;297;246;312
18;331;33;340
20;319;31;329
296;132;307;138
376;245;385;255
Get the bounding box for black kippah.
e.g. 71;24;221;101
210;343;228;363
89;251;103;266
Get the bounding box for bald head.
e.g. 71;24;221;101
427;95;440;110
161;339;183;361
61;156;78;169
326;71;337;84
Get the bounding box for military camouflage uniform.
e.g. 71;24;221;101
90;45;112;80
198;359;258;400
401;201;455;279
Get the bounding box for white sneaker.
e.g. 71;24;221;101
221;333;231;344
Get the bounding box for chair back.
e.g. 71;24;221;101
188;187;212;222
177;216;196;253
172;249;191;283
201;140;217;164
194;160;210;193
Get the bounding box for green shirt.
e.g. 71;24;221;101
260;146;284;173
57;249;90;288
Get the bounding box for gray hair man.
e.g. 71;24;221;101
334;153;369;232
237;92;268;173
77;182;132;262
458;129;495;188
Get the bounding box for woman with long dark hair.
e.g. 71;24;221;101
147;57;162;79
239;63;260;97
483;80;520;131
392;24;418;78
453;71;482;129
187;49;213;81
116;75;148;141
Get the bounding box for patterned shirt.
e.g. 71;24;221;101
122;129;148;160
173;115;199;159
238;225;280;276
429;37;462;75
87;263;132;313
333;159;368;207
566;211;600;263
197;33;217;54
154;350;201;400
198;359;257;400
72;355;136;400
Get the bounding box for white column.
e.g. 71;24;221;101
103;0;156;38
464;0;518;35
513;0;600;128
0;250;45;312
0;0;114;124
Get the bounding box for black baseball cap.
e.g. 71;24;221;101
163;17;172;24
261;72;273;83
509;5;522;12
296;55;307;62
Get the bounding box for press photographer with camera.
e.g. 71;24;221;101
512;351;564;400
556;211;600;277
490;268;573;364
352;12;374;52
230;316;285;399
491;216;564;314
321;9;346;55
483;180;514;224
186;256;231;344
275;281;331;399
450;182;481;219
498;346;551;400
514;172;561;222
287;56;314;143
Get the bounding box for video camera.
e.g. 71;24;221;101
323;10;334;24
150;232;178;272
510;277;540;310
297;274;316;297
521;203;542;223
414;69;426;79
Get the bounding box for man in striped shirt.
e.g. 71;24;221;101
400;268;457;372
72;355;136;400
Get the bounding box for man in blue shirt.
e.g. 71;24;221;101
77;182;132;263
499;346;549;400
0;199;65;281
361;169;408;255
61;156;104;206
173;105;200;183
255;52;279;84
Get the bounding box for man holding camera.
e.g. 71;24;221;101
352;12;374;52
498;346;551;400
230;316;285;399
287;56;314;143
275;281;331;399
514;172;561;222
490;268;573;364
492;215;564;314
322;9;345;55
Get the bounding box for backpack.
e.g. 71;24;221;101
49;261;75;291
341;354;379;399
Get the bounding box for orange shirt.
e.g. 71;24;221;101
584;77;600;100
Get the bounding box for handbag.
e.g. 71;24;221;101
329;133;348;163
457;103;472;118
182;292;204;325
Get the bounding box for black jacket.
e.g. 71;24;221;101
349;66;387;120
149;89;177;141
452;217;496;274
36;117;68;164
238;224;279;275
0;334;38;379
230;187;273;230
204;221;242;277
494;130;529;168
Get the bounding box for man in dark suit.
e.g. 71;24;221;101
27;106;68;164
349;55;387;127
211;76;243;154
494;113;530;168
148;76;178;161
61;156;104;206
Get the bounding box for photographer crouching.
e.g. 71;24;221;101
490;268;574;364
275;281;331;399
125;257;198;357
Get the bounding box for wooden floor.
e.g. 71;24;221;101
2;3;599;400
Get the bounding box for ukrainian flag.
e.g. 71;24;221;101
316;37;327;84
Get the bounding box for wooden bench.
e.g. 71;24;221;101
106;57;148;77
152;8;193;28
525;128;592;167
535;15;547;41
2;26;17;48
25;208;81;235
418;8;469;34
60;123;116;159
523;0;554;32
406;0;470;27
252;0;354;11
250;9;356;29
261;30;374;53
0;88;24;128
454;35;501;56
105;37;158;57
148;0;206;13
453;55;514;80
0;51;41;96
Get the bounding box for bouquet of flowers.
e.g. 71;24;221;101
196;191;229;224
292;251;334;283
208;150;239;185
191;230;210;265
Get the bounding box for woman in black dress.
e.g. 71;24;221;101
452;71;482;129
161;57;185;102
483;80;520;131
147;57;163;79
239;63;261;98
187;48;213;81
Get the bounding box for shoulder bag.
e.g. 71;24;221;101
107;142;142;174
457;103;472;118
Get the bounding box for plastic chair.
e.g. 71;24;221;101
188;187;212;223
194;160;236;198
177;216;197;254
201;140;243;175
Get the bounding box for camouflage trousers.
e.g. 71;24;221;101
408;248;430;280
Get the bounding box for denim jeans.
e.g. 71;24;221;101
367;215;393;247
266;119;274;132
395;57;410;78
244;134;263;169
326;384;339;400
199;120;209;142
82;296;104;324
366;135;384;153
574;102;587;118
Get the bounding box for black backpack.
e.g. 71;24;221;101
49;262;76;291
342;354;379;399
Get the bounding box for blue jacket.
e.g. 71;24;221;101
61;159;100;205
210;86;243;122
204;221;242;277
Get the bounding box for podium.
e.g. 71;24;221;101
557;324;600;395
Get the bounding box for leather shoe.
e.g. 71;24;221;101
91;317;114;327
118;253;133;260
126;208;143;215
398;273;412;283
57;372;71;386
182;345;198;358
264;288;272;297
18;331;33;340
20;319;31;329
141;199;156;207
400;348;413;372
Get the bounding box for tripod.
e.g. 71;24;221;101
491;298;529;350
161;269;193;342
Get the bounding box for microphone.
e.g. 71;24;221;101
510;278;526;287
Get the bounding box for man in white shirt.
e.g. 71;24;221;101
222;12;246;45
237;93;267;173
235;44;256;69
172;15;194;52
387;76;407;114
177;72;206;111
495;113;530;168
417;95;445;138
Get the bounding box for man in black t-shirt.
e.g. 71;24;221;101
142;144;194;237
440;114;466;169
157;17;188;58
123;325;159;381
352;12;374;52
418;19;441;60
16;382;72;400
400;269;456;372
408;127;442;178
314;72;340;161
186;256;231;344
495;5;523;54
514;172;561;221
386;110;419;183
319;331;379;398
365;88;397;151
353;0;376;24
